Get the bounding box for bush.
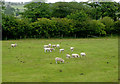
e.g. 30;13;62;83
113;20;120;35
87;20;106;36
100;16;114;34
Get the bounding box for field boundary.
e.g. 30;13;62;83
1;82;119;84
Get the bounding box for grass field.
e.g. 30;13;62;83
11;5;25;9
2;37;118;82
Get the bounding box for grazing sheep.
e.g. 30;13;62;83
70;47;74;51
59;49;64;53
56;44;60;48
11;43;17;47
44;45;49;48
72;54;80;58
44;48;55;52
52;45;56;48
50;48;55;52
80;52;86;57
48;44;51;47
66;54;71;58
44;48;51;52
55;57;64;64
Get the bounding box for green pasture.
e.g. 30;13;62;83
2;37;118;82
11;5;25;9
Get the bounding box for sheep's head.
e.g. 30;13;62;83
62;60;64;63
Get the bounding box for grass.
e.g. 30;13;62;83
2;37;118;82
11;5;25;9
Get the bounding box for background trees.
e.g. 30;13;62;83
2;1;120;39
21;2;51;22
100;16;114;34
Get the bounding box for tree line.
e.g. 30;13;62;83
2;2;120;39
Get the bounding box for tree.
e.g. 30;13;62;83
67;10;88;21
87;20;106;36
113;20;120;35
51;2;90;18
51;2;72;18
2;14;31;39
100;16;114;34
2;14;18;39
99;2;118;20
86;2;102;20
22;2;51;22
4;5;15;15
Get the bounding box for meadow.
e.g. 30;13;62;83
2;37;118;82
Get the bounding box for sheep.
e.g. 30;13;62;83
11;43;17;47
56;44;60;48
70;47;74;51
50;48;55;52
44;48;55;52
59;49;64;53
52;45;56;48
66;54;71;58
44;45;49;48
72;54;80;58
55;57;64;64
48;44;51;47
80;52;86;57
44;48;50;52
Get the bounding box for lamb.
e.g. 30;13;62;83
44;45;49;48
11;43;17;47
80;52;86;57
59;49;64;53
66;54;71;58
52;45;56;48
48;44;51;47
70;47;74;51
56;44;60;48
72;54;80;58
55;57;64;64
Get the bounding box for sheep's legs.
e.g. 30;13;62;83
56;61;57;64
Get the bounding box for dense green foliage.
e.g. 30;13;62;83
21;2;51;22
2;2;120;39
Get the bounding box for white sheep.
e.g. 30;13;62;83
11;43;17;47
44;45;49;48
48;44;51;47
56;44;60;48
50;48;55;52
80;52;86;57
55;57;64;64
44;48;50;52
72;54;80;58
66;54;71;58
59;49;64;53
70;47;74;51
52;45;56;48
44;48;55;52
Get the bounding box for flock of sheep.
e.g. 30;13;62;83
11;43;86;64
44;44;86;64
